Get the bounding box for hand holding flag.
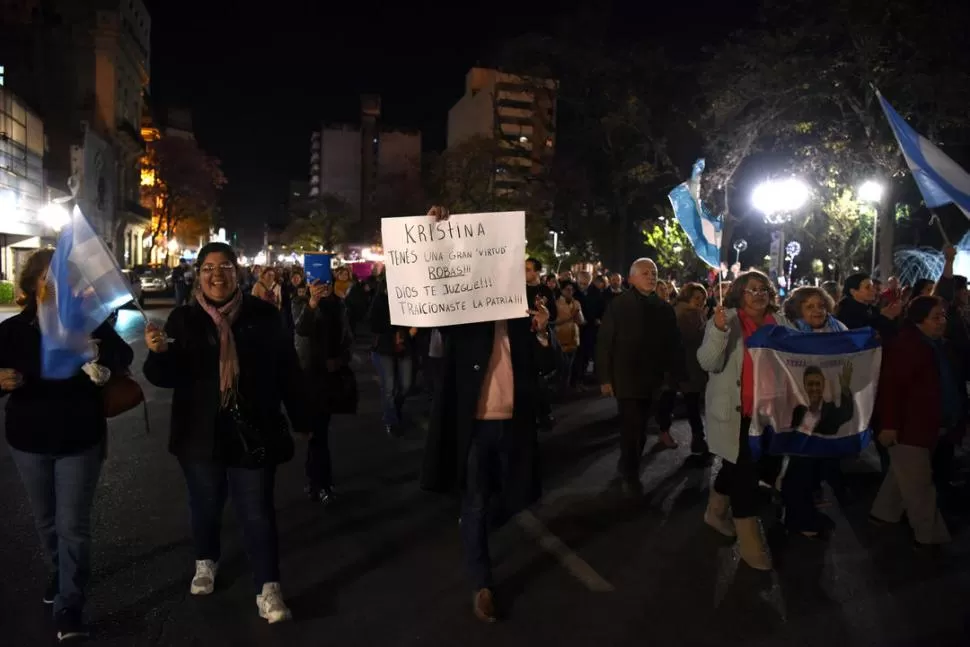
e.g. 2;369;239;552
38;206;136;379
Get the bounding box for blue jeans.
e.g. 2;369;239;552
371;353;413;427
11;442;105;614
179;461;280;590
460;420;510;590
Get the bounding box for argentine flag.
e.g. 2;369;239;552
668;158;722;268
747;325;881;458
38;206;135;379
877;91;970;219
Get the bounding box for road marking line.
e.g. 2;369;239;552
515;509;615;592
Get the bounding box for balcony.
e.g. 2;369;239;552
116;118;146;153
122;199;152;223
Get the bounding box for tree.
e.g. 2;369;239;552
642;206;709;279
490;30;680;268
283;192;355;252
143;136;226;246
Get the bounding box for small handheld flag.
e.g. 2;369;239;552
668;158;723;269
38;206;136;379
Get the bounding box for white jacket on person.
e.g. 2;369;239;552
696;308;790;464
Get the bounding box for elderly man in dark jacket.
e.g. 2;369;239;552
597;258;685;494
420;209;554;624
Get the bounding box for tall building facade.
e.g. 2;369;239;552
309;95;421;234
0;86;52;285
447;67;557;195
0;0;152;267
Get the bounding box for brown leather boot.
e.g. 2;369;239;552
703;490;736;537
473;588;497;623
734;517;772;571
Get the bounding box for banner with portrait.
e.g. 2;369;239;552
748;326;882;457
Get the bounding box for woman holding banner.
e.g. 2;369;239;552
697;270;788;570
781;286;850;539
0;248;134;642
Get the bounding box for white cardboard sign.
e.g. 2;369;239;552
381;211;528;327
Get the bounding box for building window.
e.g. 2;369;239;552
0;64;4;86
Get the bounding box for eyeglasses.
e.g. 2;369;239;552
745;288;769;296
200;262;235;274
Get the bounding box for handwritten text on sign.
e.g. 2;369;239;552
381;211;527;327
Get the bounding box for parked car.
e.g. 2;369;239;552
138;269;170;296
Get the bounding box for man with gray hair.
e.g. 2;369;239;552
597;258;685;494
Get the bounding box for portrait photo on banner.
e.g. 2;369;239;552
749;326;882;456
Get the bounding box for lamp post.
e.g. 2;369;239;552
752;178;809;283
732;238;748;266
858;180;884;276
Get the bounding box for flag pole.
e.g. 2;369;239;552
929;211;951;246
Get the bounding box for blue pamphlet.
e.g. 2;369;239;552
303;253;332;284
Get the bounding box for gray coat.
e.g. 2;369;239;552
696;308;790;463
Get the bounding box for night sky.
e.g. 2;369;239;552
145;0;757;249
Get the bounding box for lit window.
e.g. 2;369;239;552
0;64;4;86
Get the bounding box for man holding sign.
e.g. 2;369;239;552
403;207;554;624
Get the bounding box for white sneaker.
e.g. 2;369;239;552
190;560;218;595
256;582;292;624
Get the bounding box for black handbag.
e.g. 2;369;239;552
224;396;293;468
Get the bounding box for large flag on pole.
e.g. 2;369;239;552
747;325;882;457
667;158;722;268
38;206;135;379
877;90;970;219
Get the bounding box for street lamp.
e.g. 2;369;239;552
732;238;748;265
858;180;884;276
752;178;810;224
38;203;70;231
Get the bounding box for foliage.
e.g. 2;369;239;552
801;184;875;281
490;31;679;268
0;281;13;305
424;135;554;258
283;193;356;252
143;136;226;244
642;206;709;279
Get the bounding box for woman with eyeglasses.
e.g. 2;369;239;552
697;270;790;570
143;242;310;623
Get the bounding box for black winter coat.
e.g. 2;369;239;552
143;295;310;466
421;318;555;516
0;310;133;455
596;289;685;399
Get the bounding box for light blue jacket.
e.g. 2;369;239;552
696;308;790;463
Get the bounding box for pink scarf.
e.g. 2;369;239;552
196;288;243;406
737;309;776;417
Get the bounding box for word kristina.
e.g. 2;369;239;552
404;220;487;244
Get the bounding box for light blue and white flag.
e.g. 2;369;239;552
39;206;135;379
747;325;882;457
668;158;722;268
877;91;970;218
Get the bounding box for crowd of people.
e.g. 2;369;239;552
0;206;966;640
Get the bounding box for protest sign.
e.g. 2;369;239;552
748;325;882;457
380;211;527;327
303;253;332;284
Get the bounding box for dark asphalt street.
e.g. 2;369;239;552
2;300;970;646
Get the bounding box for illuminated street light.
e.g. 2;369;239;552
167;239;180;253
752;178;810;224
858;180;884;204
39;203;70;231
858;180;885;275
